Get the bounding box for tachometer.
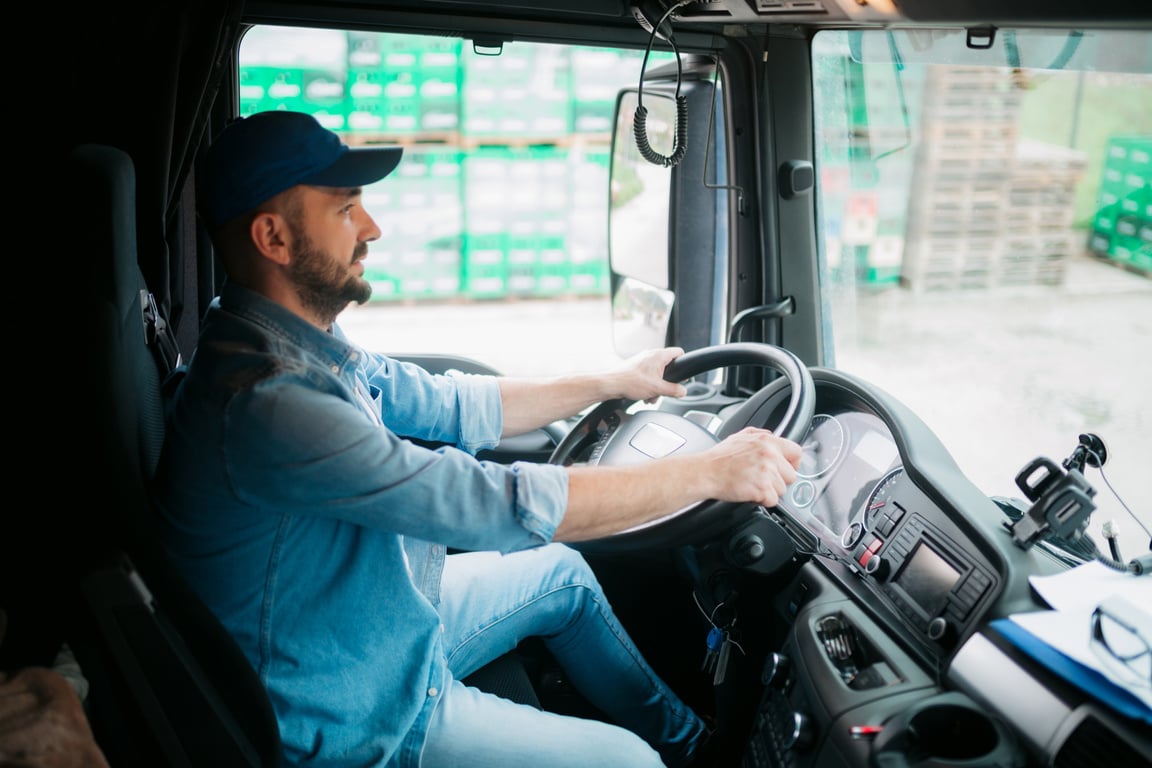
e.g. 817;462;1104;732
863;467;904;532
797;413;846;479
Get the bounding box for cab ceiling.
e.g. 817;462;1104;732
243;0;1152;35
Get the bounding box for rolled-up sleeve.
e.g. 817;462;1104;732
360;354;503;454
225;372;567;553
444;370;502;455
506;461;568;544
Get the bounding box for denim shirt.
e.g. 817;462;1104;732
155;283;568;766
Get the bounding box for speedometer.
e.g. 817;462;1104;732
797;413;846;479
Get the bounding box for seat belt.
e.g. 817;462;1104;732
141;288;186;399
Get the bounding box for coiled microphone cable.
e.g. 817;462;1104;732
634;1;692;167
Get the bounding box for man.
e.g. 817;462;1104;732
156;110;802;767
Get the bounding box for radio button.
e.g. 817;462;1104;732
927;616;954;645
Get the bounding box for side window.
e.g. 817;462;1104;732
812;29;1152;557
239;26;673;377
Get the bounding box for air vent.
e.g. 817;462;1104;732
1053;714;1150;768
749;0;828;13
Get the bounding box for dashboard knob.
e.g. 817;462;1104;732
761;652;792;688
926;616;953;644
864;554;889;579
732;534;765;565
783;712;816;752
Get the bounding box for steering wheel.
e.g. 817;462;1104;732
549;342;815;552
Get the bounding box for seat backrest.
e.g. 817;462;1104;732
64;142;281;767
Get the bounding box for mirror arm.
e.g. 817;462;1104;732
728;298;796;344
725;297;796;396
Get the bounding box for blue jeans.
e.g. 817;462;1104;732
419;544;706;768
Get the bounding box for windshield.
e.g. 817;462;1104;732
239;27;673;378
812;28;1152;559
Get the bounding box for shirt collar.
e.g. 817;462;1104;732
217;282;361;373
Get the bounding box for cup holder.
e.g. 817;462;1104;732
905;703;998;759
870;692;1024;768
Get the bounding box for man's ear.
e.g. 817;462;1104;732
249;211;292;266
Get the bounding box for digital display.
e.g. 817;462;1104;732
896;542;961;617
854;430;898;473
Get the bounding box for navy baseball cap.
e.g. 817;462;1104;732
200;110;403;227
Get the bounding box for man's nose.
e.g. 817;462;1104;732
359;209;382;242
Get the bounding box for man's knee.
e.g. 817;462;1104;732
541;544;600;589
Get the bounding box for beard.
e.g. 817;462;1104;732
286;222;373;326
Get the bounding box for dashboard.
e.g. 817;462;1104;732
776;405;1000;656
562;362;1149;767
688;367;1152;768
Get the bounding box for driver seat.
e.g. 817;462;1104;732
65;141;282;766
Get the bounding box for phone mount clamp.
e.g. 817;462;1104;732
1007;433;1105;550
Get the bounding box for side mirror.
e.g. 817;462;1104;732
608;88;677;357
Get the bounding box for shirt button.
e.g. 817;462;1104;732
427;687;438;697
350;352;359;361
330;365;339;373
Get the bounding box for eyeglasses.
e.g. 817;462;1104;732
1090;601;1151;690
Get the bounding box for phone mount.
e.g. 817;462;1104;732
1007;433;1105;550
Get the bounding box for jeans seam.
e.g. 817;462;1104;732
445;582;683;720
445;582;588;666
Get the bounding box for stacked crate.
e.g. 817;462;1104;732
238;27;348;129
1001;140;1088;285
901;65;1023;291
570;48;629;134
566;144;613;294
458;146;568;299
345;33;462;135
361;146;464;301
460;44;572;139
902;65;1092;291
459;44;574;299
1088;136;1152;275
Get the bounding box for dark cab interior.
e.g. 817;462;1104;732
9;1;1152;766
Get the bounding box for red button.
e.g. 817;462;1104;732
850;724;883;739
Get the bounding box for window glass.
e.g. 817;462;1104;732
812;29;1152;558
239;26;673;377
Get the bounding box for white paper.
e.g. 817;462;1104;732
1028;560;1151;613
1009;561;1152;709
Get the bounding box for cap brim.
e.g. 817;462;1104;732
303;145;404;189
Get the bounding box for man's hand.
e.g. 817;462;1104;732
700;427;802;508
560;426;803;541
0;667;110;768
608;347;688;403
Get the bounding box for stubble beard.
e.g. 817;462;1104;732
287;223;374;327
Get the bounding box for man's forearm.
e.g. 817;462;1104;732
496;374;616;437
555;459;712;542
552;426;801;542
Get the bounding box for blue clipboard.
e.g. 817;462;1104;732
990;617;1152;725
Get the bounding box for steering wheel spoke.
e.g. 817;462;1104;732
550;398;628;466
